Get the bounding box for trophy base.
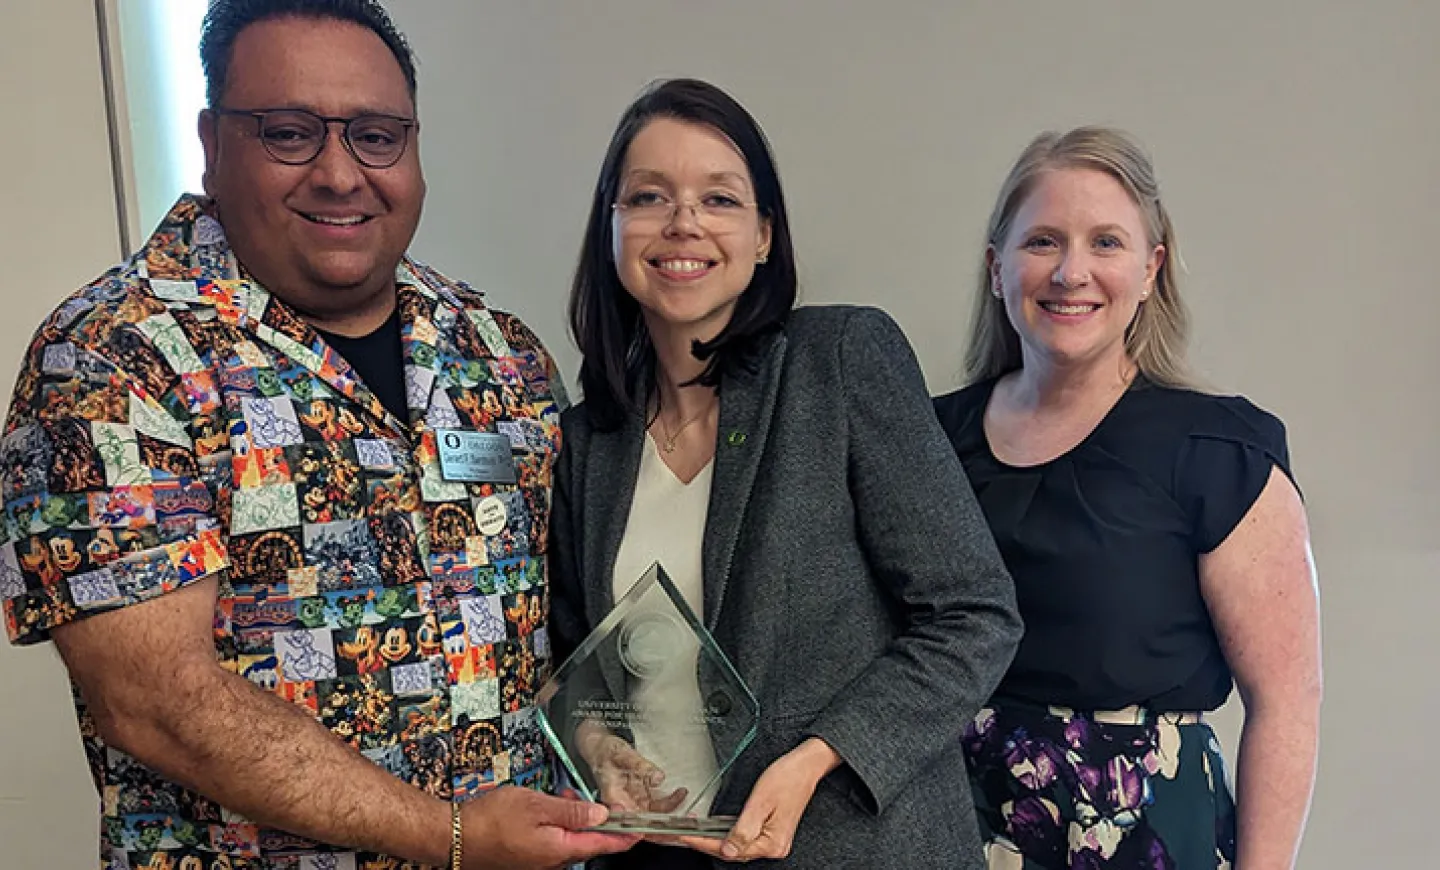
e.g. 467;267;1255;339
589;811;736;838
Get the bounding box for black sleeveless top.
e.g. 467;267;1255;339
934;377;1293;712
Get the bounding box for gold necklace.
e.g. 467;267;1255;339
656;402;714;453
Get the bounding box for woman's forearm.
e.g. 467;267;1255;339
1233;699;1320;869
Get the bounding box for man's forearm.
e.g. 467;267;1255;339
1233;702;1319;870
94;661;451;865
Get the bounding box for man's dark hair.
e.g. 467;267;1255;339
200;0;418;107
568;78;799;431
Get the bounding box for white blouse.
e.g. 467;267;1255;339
610;433;718;815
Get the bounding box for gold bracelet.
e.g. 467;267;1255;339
449;800;463;870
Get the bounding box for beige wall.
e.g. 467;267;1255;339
0;2;122;868
2;0;1435;866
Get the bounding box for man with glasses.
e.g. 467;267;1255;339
0;2;634;868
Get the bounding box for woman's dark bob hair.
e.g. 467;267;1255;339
567;78;798;430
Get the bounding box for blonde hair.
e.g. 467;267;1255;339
964;126;1194;388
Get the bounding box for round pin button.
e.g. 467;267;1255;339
705;690;733;717
475;495;508;535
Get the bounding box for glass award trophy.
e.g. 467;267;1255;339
537;562;759;837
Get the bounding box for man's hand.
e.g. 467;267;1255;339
461;786;638;869
672;738;840;862
576;721;687;814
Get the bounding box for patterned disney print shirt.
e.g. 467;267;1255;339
1;195;566;870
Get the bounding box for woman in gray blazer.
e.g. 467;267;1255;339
549;78;1022;869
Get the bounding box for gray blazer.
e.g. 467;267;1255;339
550;306;1022;869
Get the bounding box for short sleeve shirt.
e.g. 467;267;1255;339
0;195;568;869
934;377;1292;712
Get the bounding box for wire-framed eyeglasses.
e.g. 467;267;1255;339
611;191;759;230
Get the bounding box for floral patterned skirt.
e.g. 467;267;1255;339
962;700;1236;869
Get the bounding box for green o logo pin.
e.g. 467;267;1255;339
726;430;746;446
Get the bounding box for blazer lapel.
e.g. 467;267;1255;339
702;331;787;630
581;409;647;629
574;326;787;631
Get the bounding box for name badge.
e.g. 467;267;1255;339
436;429;516;484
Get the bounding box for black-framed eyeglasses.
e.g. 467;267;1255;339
214;107;417;169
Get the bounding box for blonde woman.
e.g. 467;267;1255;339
934;128;1320;869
